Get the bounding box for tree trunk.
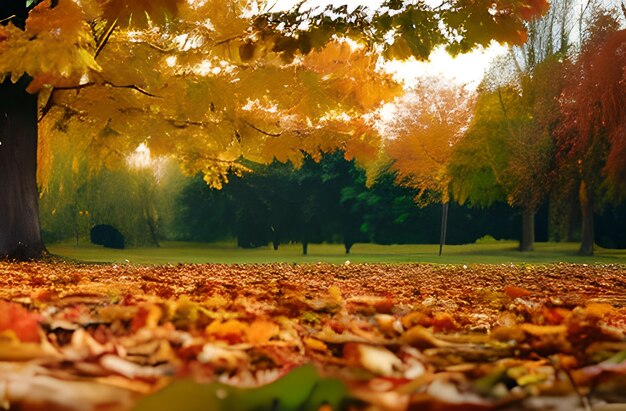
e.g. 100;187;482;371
344;241;353;254
270;227;279;250
302;241;308;256
579;180;594;255
438;202;449;256
519;208;535;252
144;210;160;247
0;77;45;260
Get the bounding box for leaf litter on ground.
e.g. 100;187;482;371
0;262;625;410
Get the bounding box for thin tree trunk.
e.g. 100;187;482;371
579;180;594;255
271;227;279;250
144;210;160;247
344;242;352;254
302;241;308;256
438;202;449;256
519;208;535;252
0;77;45;260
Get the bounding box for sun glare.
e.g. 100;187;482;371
384;42;508;90
128;143;152;169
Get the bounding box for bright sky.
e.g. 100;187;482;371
384;43;508;90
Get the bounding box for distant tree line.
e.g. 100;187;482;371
380;4;626;255
172;152;626;253
40;148;625;253
38;2;626;255
172;153;532;253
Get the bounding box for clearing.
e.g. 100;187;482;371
47;241;626;265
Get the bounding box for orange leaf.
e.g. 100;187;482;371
503;285;533;299
432;312;460;333
206;319;247;343
245;319;279;345
584;303;615;318
520;324;567;336
304;337;328;352
131;304;162;331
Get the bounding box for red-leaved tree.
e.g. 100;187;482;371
556;11;626;255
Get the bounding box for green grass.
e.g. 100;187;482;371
47;240;626;265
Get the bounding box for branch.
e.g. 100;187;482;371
497;87;520;144
39;79;158;122
53;80;160;98
103;81;159;97
0;15;16;24
243;120;282;137
52;83;96;92
215;34;247;47
107;103;227;131
550;356;592;411
95;18;118;59
38;90;55;122
164;117;216;129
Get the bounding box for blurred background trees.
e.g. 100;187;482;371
35;0;626;255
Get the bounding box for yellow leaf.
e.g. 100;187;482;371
206;319;247;342
584;303;615;318
520;324;567;336
245;319;280;344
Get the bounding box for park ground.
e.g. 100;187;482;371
47;240;626;265
1;244;625;410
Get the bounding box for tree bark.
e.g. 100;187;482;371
271;227;279;250
519;208;535;252
0;77;45;260
438;202;449;256
344;242;352;254
578;180;594;255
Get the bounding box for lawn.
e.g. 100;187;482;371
47;240;626;265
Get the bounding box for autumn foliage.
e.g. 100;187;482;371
384;79;474;203
1;262;626;410
1;2;625;411
557;17;626;202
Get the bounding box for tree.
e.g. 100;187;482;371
317;152;369;254
39;143;174;247
1;0;547;259
174;175;236;242
447;0;576;252
295;152;369;255
0;3;44;259
447;61;559;251
556;10;625;255
384;79;474;203
382;79;474;253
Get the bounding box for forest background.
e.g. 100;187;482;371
2;0;621;258
38;0;626;256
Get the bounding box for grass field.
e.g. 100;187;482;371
47;240;626;265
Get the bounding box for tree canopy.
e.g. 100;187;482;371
2;0;548;184
0;0;550;259
384;78;474;204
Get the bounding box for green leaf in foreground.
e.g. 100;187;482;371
132;365;348;411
